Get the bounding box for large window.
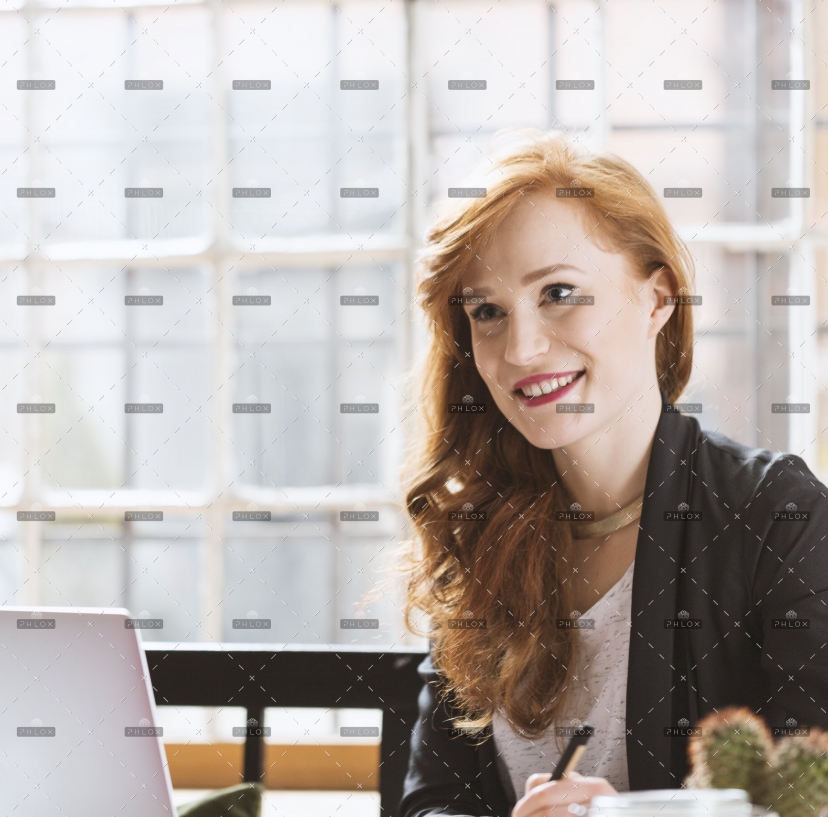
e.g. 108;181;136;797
1;0;826;647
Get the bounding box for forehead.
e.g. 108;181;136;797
462;190;624;287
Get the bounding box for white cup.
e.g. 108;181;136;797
589;789;756;817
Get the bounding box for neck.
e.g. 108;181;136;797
551;386;663;519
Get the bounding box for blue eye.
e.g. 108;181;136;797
470;303;498;323
468;282;579;323
543;283;577;302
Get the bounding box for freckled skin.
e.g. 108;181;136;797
462;190;676;455
463;187;679;625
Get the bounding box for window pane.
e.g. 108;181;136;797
128;538;202;642
40;537;123;606
30;8;213;246
223;1;406;239
231;266;399;488
224;529;334;643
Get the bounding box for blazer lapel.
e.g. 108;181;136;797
479;732;517;813
626;395;696;790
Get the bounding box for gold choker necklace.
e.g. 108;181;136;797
570;494;645;540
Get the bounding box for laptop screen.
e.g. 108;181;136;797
0;606;175;815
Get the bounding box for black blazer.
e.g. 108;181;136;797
399;394;828;817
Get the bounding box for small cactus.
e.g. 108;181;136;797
686;707;828;817
686;707;775;800
765;731;828;817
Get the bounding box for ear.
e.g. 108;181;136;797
646;264;677;341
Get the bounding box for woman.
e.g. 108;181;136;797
394;129;828;817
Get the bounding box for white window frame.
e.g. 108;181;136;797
7;0;821;644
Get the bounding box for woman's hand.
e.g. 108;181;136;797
511;771;618;817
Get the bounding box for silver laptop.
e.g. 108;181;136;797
0;606;175;815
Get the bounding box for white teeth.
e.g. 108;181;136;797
520;373;579;398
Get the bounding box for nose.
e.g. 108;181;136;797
503;307;551;368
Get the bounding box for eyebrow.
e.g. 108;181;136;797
467;264;584;297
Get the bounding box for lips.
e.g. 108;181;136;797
513;370;585;407
513;369;583;392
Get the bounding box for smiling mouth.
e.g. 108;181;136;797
514;370;585;399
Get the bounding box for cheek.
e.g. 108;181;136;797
607;303;648;347
471;340;499;377
550;309;597;354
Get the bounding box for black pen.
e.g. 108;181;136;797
551;723;594;781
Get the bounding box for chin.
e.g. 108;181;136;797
516;417;593;451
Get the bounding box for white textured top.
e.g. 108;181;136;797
492;560;635;797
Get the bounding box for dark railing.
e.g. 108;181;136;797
145;643;428;817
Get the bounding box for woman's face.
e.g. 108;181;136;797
461;189;676;450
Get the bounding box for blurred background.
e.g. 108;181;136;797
0;0;826;813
